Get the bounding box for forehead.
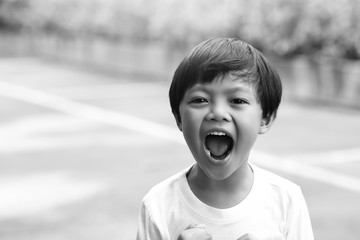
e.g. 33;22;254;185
186;74;256;95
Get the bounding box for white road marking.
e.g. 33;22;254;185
251;152;360;193
286;148;360;165
0;81;184;144
1;81;360;193
0;113;99;136
45;83;168;99
0;114;98;152
0;172;106;218
0;114;166;153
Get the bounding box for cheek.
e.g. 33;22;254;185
179;108;203;148
179;104;200;128
181;110;200;136
235;111;263;143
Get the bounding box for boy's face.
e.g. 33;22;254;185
178;74;272;180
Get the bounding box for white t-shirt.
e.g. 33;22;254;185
136;164;314;240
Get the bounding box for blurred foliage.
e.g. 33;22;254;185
0;0;360;59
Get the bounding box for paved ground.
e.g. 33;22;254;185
0;58;360;240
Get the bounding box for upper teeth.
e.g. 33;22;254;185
208;131;226;136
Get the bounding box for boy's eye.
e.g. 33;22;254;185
231;98;247;104
190;98;208;104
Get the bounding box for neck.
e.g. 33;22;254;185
187;163;254;208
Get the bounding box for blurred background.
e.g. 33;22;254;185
1;0;360;239
1;0;360;106
1;0;360;105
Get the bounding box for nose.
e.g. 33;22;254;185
206;101;232;122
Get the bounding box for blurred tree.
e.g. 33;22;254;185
146;0;241;47
1;0;360;59
0;0;30;31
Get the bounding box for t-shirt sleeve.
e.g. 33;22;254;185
136;201;163;240
285;187;314;240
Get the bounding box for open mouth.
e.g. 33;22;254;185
205;131;234;160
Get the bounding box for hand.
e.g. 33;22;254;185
177;224;212;240
237;233;260;240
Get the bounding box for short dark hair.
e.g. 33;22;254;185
169;38;282;124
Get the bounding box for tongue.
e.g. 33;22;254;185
206;135;232;157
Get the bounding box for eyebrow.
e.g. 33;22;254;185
190;84;252;94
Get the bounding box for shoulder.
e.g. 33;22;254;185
137;171;189;240
141;167;189;210
252;164;303;199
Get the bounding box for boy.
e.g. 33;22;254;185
136;38;314;240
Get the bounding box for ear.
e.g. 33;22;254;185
258;114;275;134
